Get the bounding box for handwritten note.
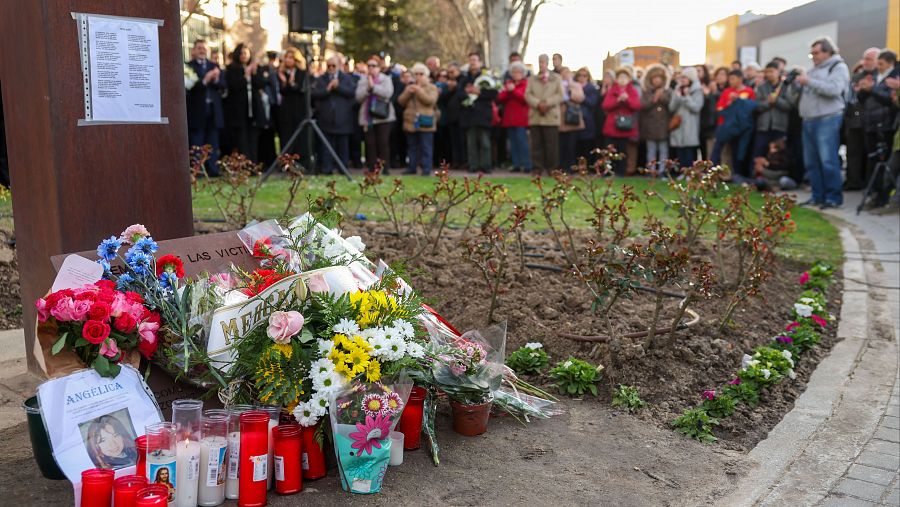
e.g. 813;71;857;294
51;255;103;292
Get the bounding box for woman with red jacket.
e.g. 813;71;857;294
602;67;641;175
497;62;532;172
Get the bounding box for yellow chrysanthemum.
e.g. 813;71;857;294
366;359;381;382
347;347;370;370
352;335;372;352
333;333;349;348
328;348;347;364
272;343;293;359
334;361;353;379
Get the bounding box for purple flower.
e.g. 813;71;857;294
728;377;742;385
702;390;716;401
776;335;793;344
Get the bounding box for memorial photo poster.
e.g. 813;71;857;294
75;13;164;124
36;365;162;483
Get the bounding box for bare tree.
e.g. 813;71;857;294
459;0;548;69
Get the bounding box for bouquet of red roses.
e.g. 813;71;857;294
36;280;161;377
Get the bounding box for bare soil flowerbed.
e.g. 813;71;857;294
343;221;842;451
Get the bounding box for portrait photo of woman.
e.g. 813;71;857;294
81;412;138;469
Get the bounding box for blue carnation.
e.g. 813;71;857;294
96;236;122;261
126;251;152;275
134;237;159;255
97;259;111;276
158;271;177;290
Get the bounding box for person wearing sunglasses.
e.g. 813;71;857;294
311;55;356;175
355;56;395;173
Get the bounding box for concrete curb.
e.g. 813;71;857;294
723;224;899;506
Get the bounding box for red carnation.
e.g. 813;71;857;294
138;337;158;359
88;301;112;322
95;290;116;304
82;320;111;345
95;280;116;292
114;312;138;334
75;290;98;303
155;254;185;278
44;289;73;311
124;291;144;305
252;237;274;258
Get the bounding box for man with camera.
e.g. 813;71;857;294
795;37;850;209
858;50;900;211
845;48;882;190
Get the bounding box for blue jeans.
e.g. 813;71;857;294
507;127;532;171
711;129;753;177
406;131;434;174
802;115;843;205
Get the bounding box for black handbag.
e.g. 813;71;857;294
564;102;582;126
615;114;634;131
369;97;390;119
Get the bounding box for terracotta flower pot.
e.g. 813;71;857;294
449;400;492;436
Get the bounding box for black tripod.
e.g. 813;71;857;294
857;141;889;215
261;42;351;181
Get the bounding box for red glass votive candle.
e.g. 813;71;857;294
273;424;302;495
81;468;115;507
300;422;326;480
113;474;149;507
238;411;269;507
135;436;148;479
398;387;427;450
134;484;170;507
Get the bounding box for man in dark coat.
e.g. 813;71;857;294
311;55;356;174
186;39;225;176
456;52;498;173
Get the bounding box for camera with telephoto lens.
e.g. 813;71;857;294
783;69;801;85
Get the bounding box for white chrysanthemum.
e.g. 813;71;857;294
333;318;361;336
345;235;366;252
292;402;320;427
525;342;543;350
317;339;334;358
310;358;335;377
369;334;389;359
393;319;414;339
794;303;813;318
406;341;425;359
310;391;330;413
313;370;344;394
384;336;407;361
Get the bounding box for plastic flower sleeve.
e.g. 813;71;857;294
327;374;412;494
238;219;294;268
431;323;507;405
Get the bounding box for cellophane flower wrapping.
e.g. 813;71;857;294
327;374;412;494
431;322;507;405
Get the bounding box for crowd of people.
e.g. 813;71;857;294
184;36;900;212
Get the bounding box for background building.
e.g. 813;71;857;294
602;46;680;74
706;0;899;69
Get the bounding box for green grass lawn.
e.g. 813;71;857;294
190;174;841;266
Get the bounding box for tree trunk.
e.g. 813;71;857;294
484;0;511;71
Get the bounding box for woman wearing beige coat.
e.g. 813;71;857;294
398;63;440;175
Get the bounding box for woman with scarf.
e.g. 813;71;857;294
355;56;396;172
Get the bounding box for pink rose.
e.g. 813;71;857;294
799;271;810;285
50;297;77;321
138;320;160;344
36;298;50;322
71;299;92;321
99;338;119;358
267;311;304;344
110;293;130;318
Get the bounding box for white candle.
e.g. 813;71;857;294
224;431;241;499
198;435;227;506
147;450;177;506
389;431;404;466
175;439;201;507
267;418;278;489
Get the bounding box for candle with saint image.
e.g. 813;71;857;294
172;399;203;507
145;422;177;506
225;404;253;500
198;410;228;506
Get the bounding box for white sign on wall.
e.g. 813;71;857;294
759;21;839;69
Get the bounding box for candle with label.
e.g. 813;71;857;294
198;409;228;506
238;411;269;507
224;405;253;500
257;405;281;490
272;424;302;495
172;399;203;507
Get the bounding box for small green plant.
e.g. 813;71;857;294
721;379;760;407
506;343;549;375
672;407;719;443
549;358;603;397
699;390;737;418
612;384;646;411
